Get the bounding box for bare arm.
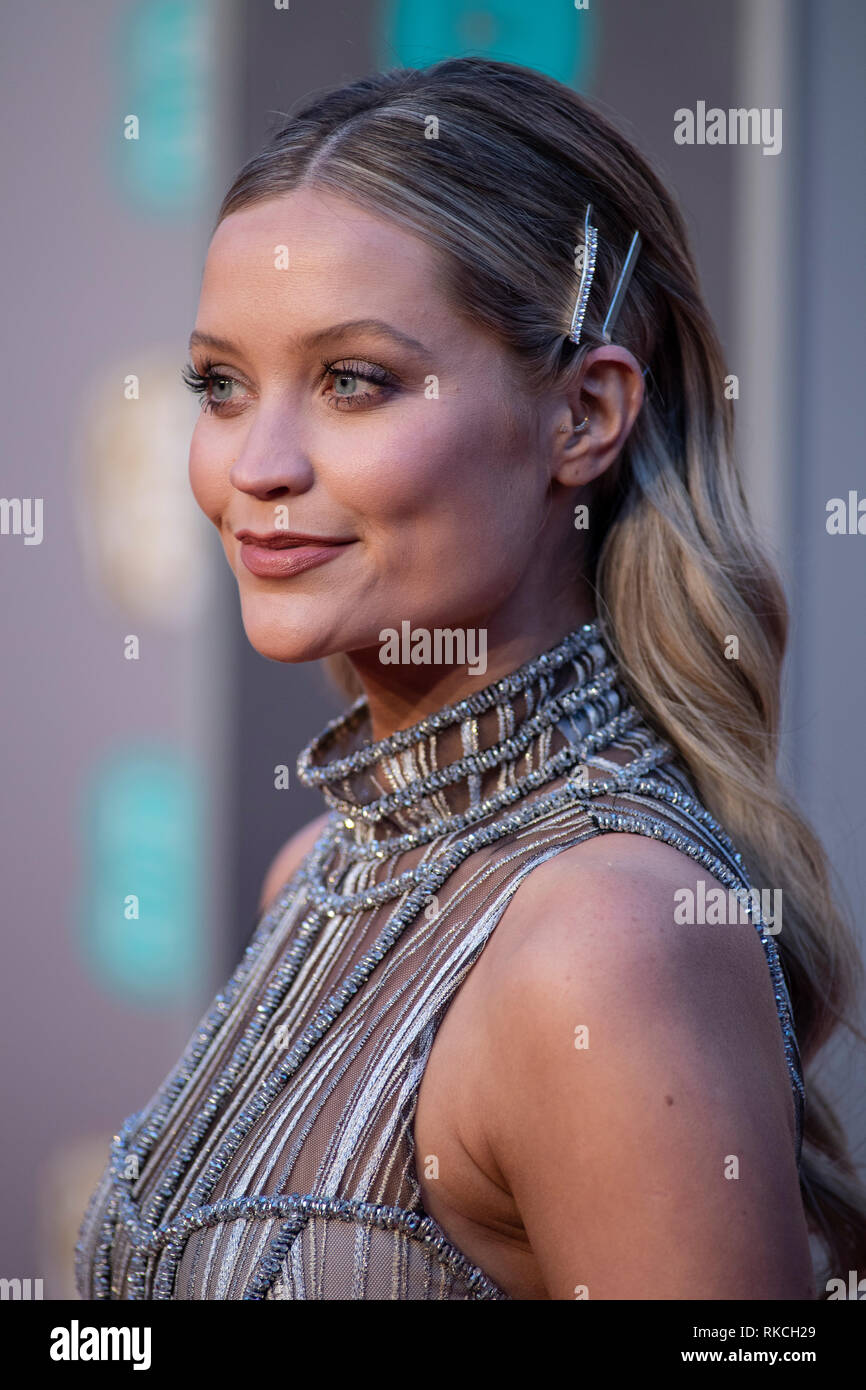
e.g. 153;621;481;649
477;834;814;1300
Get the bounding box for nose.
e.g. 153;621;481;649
228;406;315;500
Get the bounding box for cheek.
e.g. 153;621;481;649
320;397;539;612
329;399;528;538
188;425;229;525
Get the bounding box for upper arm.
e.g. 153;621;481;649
478;834;813;1300
258;811;331;914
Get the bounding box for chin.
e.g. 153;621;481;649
239;588;366;666
236;601;322;664
243;633;316;664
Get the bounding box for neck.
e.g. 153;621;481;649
345;590;598;742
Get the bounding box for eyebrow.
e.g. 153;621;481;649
188;318;429;356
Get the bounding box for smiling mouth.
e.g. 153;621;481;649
234;529;354;549
235;531;356;580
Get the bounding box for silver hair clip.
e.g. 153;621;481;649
567;203;598;346
567;202;642;348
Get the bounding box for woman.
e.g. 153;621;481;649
76;57;865;1300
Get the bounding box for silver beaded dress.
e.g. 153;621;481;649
75;620;805;1300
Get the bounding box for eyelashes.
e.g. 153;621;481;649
181;360;231;414
320;358;395;411
180;357;396;415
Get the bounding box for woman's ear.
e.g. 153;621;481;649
552;346;645;487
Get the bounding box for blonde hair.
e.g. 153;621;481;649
215;56;866;1289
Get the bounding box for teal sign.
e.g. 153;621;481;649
79;746;204;1005
377;0;598;90
110;0;216;213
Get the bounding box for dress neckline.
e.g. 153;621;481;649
296;619;641;839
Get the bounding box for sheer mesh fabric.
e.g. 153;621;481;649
75;630;805;1300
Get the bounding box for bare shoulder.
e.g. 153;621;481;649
479;831;793;1094
481;831;779;1019
258;811;332;914
469;831;811;1298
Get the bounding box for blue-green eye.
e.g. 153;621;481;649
181;360;245;415
333;371;360;396
321;359;396;410
180;356;397;416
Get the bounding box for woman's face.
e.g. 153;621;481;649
188;186;587;671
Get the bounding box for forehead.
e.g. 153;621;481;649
200;186;446;330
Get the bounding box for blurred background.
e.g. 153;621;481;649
1;0;863;1297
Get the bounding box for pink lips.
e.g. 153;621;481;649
235;530;355;580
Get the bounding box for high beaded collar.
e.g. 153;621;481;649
296;620;638;841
